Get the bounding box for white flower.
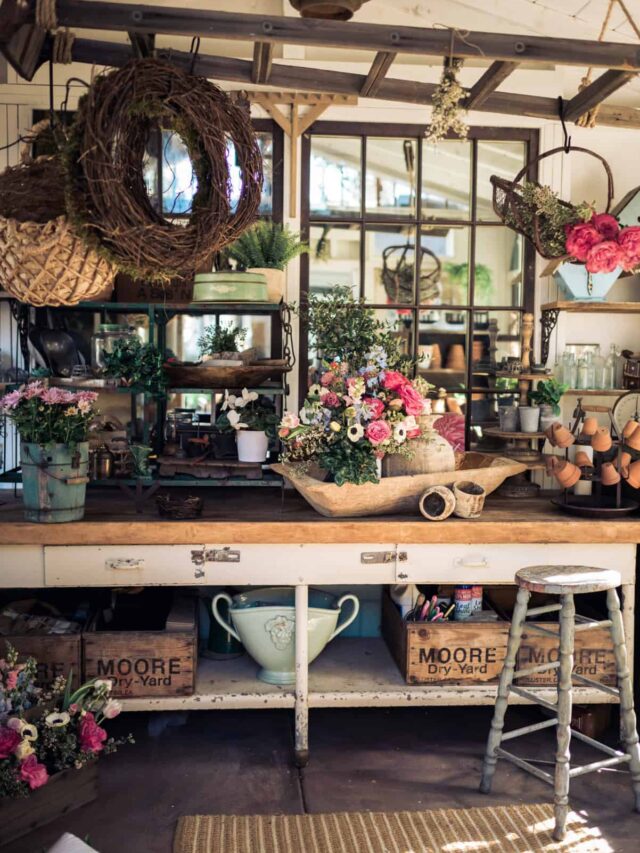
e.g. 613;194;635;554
221;390;236;412
347;423;364;442
21;722;38;741
402;416;417;432
14;740;34;760
281;412;300;429
94;679;113;693
241;388;259;404
102;699;122;720
227;410;247;430
394;423;407;444
308;384;322;398
45;712;70;728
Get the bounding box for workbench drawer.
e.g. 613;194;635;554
2;546;44;587
396;544;635;585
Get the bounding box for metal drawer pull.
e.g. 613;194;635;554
454;556;489;568
105;558;144;571
206;548;241;563
361;551;395;564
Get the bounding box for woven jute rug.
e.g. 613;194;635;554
173;803;612;852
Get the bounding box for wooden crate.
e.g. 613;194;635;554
8;633;82;689
83;597;196;698
381;591;510;685
517;623;616;686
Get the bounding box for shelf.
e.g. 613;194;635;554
541;301;640;314
564;388;626;396
483;427;546;439
168;385;285;395
73;301;281;314
120;637;617;712
91;473;283;488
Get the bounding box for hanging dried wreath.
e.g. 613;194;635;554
64;59;263;281
426;59;468;145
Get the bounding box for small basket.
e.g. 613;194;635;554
453;480;486;519
491;146;614;260
156;493;204;520
418;485;455;521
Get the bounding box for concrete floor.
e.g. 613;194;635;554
8;706;640;853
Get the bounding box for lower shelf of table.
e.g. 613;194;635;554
120;637;619;712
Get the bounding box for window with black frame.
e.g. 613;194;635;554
300;125;537;448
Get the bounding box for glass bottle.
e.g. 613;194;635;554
577;356;589;390
592;346;605;389
603;344;618;390
561;352;577;388
585;351;596;389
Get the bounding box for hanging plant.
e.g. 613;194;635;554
426;59;468;145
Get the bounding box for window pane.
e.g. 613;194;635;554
420;225;471;306
422;139;471;221
474;226;523;307
418;310;467;392
257;132;274;215
471;310;521;370
476;140;526;220
309;223;361;298
161;130;197;215
310;136;361;216
366;138;417;216
375;308;414;363
364;225;416;305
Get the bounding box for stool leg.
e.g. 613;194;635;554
607;587;640;811
553;593;575;842
480;586;530;794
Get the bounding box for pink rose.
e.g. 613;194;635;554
565;222;602;261
363;397;385;419
322;392;341;408
320;372;336;387
585;240;622;274
78;712;107;754
278;427;290;438
0;727;21;758
19;754;49;790
407;427;421;439
399;384;425;416
619;226;640;272
5;670;18;690
382;371;407;391
365;419;392;446
591;213;619;240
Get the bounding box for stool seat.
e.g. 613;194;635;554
516;565;621;595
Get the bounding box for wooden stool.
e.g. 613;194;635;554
479;565;640;841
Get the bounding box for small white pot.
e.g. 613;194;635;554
248;268;285;303
519;406;540;434
237;429;269;462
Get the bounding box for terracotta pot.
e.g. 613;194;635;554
626;428;640;452
472;340;484;363
453;480;486;518
418;485;455;521
554;460;581;489
544;422;562;447
445;343;465;371
430;343;442;369
545;455;561;475
591;427;612;453
601;462;621;486
580;416;599;437
627;460;640;488
623;419;639;439
620;451;632;469
552;423;575;449
574;450;594;468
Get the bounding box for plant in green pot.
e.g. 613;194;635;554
227;220;309;303
529;378;568;432
0;382;98;522
221;388;278;462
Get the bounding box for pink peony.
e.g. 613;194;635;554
585;240;622;274
320;372;336;387
78;712;107;754
363;397;385;419
618;226;640;272
565;222;602;261
399;384;425;416
365;419;392;446
18;754;48;790
591;213;619;240
382;371;407;391
23;382;45;400
0;727;21;758
0;389;23;410
40;387;74;405
322;392;341;408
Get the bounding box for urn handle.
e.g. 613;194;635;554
329;594;360;641
211;592;242;643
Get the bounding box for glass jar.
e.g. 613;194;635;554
561;352;577;388
91;324;137;375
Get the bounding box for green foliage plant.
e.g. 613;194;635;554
529;378;568;415
102;338;168;397
228;221;308;270
197;323;247;358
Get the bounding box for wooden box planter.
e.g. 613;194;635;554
0;762;97;848
9;633;82;689
83;597;197;699
381;591;510;685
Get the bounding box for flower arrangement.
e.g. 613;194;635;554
426;59;468;145
0;382;98;446
278;349;432;486
220;388;278;434
564;214;640;274
0;645;132;799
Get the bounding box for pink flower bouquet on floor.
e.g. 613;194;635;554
278;349;433;485
0;645;132;799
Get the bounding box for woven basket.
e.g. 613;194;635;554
491;146;614;260
0;215;115;306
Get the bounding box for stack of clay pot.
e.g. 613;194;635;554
544;422;575;449
620;420;640;488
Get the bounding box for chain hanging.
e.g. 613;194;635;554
280;302;296;370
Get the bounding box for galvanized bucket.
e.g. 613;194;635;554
20;442;89;523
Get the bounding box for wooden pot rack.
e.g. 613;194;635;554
0;0;639;129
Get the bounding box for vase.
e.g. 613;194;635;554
538;404;556;433
248;267;285;303
382;416;455;478
518;406;540;434
498;405;518;432
453;480;486;518
236;430;269;463
418;485;455;521
553;262;622;302
0;762;97;847
20;442;89;523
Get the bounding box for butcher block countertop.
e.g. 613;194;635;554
0;488;639;545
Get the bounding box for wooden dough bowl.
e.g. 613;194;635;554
164;359;290;388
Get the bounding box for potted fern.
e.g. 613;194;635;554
228;221;309;302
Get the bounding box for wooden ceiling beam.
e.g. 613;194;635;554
128;31;155;59
1;24;47;81
53;1;640;70
251;41;273;85
465;61;519;110
360;51;396;97
66;39;640;129
563;69;638;122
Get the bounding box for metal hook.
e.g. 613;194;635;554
558;96;571;153
189;37;201;75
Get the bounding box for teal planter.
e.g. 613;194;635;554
553;262;622;302
21;442;89;523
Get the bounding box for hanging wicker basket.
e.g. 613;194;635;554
491;146;615;260
0;124;116;306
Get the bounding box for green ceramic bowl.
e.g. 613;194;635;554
192;272;268;303
212;586;359;685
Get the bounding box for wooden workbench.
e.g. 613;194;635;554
0;488;636;765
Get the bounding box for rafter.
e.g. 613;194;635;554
360;51;396;97
465;61;519;110
563;69;638;122
251;41;273;85
128;31;154;59
1;24;46;81
51;1;640;70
